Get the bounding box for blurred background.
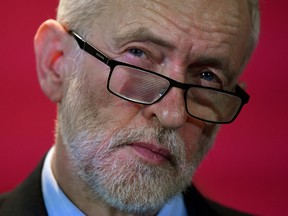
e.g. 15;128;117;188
1;1;287;215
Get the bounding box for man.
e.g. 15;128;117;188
0;0;260;215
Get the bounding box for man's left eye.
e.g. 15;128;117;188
197;70;223;89
200;71;219;82
128;48;145;58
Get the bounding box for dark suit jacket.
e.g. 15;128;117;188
0;157;250;216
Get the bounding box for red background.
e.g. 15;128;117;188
1;1;287;215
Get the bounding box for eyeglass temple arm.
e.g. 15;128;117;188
68;30;110;65
236;85;250;104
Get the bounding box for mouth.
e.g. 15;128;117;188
128;142;173;165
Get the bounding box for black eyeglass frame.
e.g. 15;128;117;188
69;30;250;124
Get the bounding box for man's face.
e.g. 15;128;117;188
59;0;250;214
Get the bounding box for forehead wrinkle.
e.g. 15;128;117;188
111;26;175;50
109;1;192;50
141;0;244;36
111;0;248;56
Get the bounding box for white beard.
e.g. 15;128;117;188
58;71;216;215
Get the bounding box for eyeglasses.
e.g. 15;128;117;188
69;30;250;124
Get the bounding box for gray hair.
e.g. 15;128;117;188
57;0;260;63
246;0;260;63
57;0;109;37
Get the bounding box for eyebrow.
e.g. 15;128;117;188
112;27;175;50
112;27;235;83
193;56;229;70
192;55;234;82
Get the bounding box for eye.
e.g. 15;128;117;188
200;71;218;82
128;48;146;58
196;70;222;89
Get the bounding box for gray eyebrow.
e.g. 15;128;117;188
191;55;235;84
193;56;229;71
112;27;175;50
112;27;236;83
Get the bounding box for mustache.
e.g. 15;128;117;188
106;125;186;165
109;126;182;147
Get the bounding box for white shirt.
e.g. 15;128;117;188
42;147;188;216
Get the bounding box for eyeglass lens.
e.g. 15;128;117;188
108;65;170;104
108;65;242;123
186;88;242;122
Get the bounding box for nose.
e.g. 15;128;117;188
142;87;187;130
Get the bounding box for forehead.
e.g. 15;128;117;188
104;0;250;34
94;0;251;79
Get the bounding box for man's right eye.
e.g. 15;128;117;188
128;48;146;58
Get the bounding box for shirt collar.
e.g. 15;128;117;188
42;147;187;216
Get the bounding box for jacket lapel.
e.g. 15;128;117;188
0;156;48;216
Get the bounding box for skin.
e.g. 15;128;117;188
34;0;251;215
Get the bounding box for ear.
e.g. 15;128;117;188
34;19;69;103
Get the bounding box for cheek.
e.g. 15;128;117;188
84;55;110;91
181;127;202;161
100;100;143;129
82;64;114;108
178;121;213;162
85;77;143;126
83;59;142;115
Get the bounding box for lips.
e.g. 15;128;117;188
129;142;172;165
